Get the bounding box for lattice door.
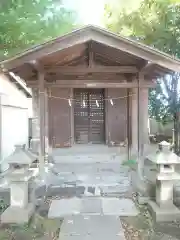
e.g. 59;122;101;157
74;89;105;144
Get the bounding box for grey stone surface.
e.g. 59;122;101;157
1;203;34;224
46;160;131;198
48;197;138;218
102;198;138;216
100;185;130;196
148;200;180;222
137;193;151;205
10;182;29;208
44;150;131;199
48;198;81;218
47;185;85;198
59;216;125;239
80;198;102;215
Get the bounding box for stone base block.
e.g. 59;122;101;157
148;200;180;222
1;203;34;224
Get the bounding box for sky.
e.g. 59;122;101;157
64;0;108;26
64;0;141;26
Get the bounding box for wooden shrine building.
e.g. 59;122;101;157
1;25;180;170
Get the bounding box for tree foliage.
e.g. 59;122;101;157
104;0;180;123
0;0;77;59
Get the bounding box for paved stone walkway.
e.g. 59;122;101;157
48;197;138;239
48;197;138;218
47;147;133;239
46;158;132;198
59;215;126;240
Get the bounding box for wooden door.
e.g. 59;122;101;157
74;89;105;144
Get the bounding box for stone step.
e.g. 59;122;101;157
53;154;122;164
48;197;138;219
58;215;126;240
46;182;131;199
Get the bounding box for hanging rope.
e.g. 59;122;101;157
39;91;136;102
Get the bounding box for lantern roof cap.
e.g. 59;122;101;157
147;141;180;164
6;144;37;165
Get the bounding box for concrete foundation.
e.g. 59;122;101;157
148;200;180;222
1;203;34;224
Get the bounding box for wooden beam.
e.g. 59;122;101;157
28;60;42;72
28;80;155;88
142;62;173;77
88;42;94;67
141;62;155;72
44;73;128;82
95;52;122;64
44;66;138;74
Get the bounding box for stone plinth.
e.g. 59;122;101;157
1;172;35;224
1;145;36;224
147;141;180;222
148;200;180;222
1;203;34;224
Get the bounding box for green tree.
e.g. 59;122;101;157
104;0;180;123
0;0;78;59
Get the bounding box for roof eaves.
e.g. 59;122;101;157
1;25;180;72
8;72;32;98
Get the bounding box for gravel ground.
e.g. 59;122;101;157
120;193;180;240
0;196;62;240
0;214;62;240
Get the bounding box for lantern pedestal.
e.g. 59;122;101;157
1;171;35;224
147;141;180;222
148;200;180;222
0;145;37;224
148;178;180;222
1;203;34;224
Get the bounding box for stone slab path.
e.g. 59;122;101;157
48;197;137;239
58;215;125;240
48;197;138;218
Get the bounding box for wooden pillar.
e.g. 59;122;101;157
131;88;138;156
70;88;74;146
31;88;40;154
127;89;131;160
0;95;2;171
131;84;149;161
38;70;45;174
141;88;149;144
44;88;49;157
137;73;145;180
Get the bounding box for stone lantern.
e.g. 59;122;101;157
1;144;37;224
147;141;180;222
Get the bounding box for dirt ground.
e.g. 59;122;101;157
121;193;180;240
0;198;61;240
